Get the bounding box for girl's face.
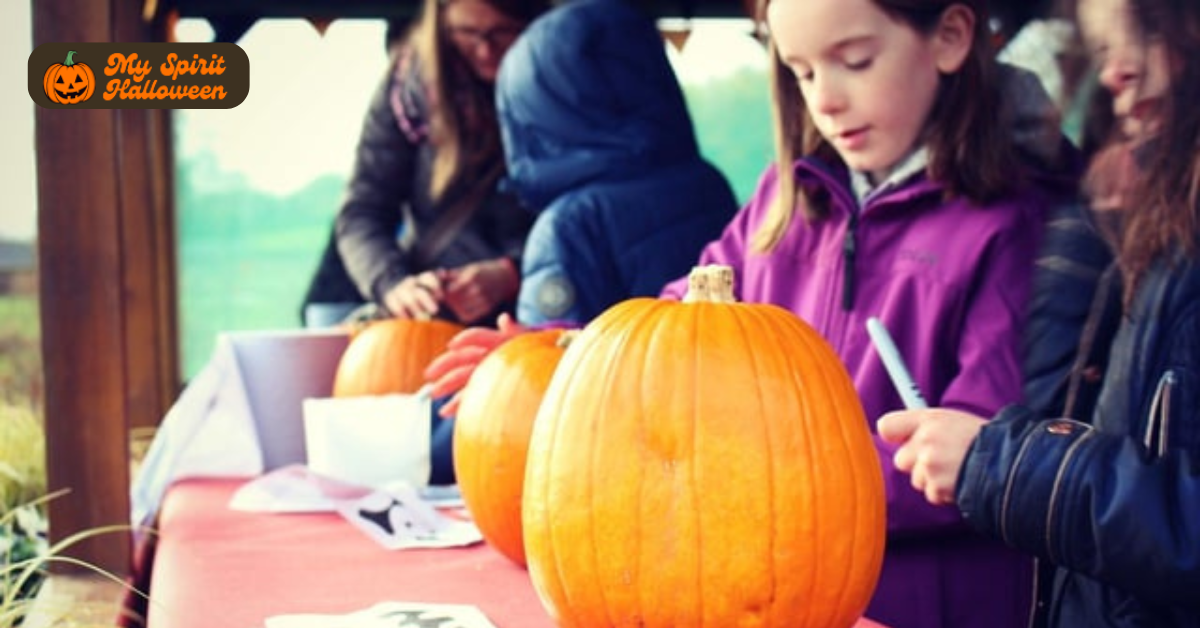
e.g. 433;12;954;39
1078;0;1170;140
767;0;973;182
442;0;524;83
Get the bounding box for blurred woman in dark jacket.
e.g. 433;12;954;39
880;0;1200;624
304;0;548;325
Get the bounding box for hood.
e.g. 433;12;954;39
998;61;1073;172
495;0;701;209
997;61;1083;201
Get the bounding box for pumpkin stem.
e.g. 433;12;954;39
64;50;78;66
556;329;580;349
682;265;736;303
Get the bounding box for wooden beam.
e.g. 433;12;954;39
33;0;130;575
171;0;750;20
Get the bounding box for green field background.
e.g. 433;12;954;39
176;69;772;380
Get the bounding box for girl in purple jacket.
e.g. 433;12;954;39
654;0;1062;626
429;0;1066;625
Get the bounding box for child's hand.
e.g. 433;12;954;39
423;313;528;417
444;257;520;324
877;408;986;506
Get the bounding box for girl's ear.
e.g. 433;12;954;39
932;4;975;74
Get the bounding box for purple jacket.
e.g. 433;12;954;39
662;157;1052;628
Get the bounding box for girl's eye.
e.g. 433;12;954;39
846;58;873;71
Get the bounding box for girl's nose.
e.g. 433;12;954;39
810;76;846;115
1099;50;1141;97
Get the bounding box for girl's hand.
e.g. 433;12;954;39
423;313;528;417
876;408;987;506
383;270;448;320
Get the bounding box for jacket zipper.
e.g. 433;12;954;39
1025;558;1042;628
999;428;1038;546
1044;426;1096;566
1144;370;1176;457
842;207;858;311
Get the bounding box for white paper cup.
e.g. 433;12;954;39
302;394;431;488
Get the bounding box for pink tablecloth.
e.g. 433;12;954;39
144;478;888;628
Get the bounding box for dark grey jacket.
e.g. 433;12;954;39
333;49;533;318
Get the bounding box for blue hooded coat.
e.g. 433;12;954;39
495;0;738;324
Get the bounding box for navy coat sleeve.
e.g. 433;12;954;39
517;193;623;326
959;297;1200;609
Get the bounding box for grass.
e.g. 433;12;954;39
0;492;144;628
0;404;45;516
0;295;41;415
0;292;51;623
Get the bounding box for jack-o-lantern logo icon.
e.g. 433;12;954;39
43;50;95;104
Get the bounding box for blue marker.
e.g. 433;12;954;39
866;317;928;409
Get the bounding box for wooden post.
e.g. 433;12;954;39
33;0;179;574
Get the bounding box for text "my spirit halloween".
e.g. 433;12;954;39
103;52;228;101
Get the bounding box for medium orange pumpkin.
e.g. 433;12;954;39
44;50;95;104
523;265;886;628
453;328;575;566
332;318;463;397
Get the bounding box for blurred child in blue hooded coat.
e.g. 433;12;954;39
495;0;739;324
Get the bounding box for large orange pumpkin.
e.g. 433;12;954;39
44;50;95;105
453;328;575;566
332;318;463;397
523;265;886;628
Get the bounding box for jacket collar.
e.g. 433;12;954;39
849;147;930;206
796;155;942;216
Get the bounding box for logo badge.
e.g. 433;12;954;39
29;43;249;109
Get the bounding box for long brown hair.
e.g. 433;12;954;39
753;0;1016;252
1096;0;1200;300
408;0;547;201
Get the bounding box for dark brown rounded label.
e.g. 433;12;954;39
29;43;249;109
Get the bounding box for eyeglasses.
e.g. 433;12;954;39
445;24;523;49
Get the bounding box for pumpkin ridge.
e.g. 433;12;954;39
736;304;781;623
794;320;838;627
809;335;858;628
813;323;867;626
540;309;645;627
528;360;567;624
536;331;587;626
687;303;704;626
793;319;880;626
601;301;665;627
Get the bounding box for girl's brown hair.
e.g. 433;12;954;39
1095;0;1200;300
753;0;1016;252
408;0;547;201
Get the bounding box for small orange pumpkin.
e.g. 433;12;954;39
44;50;95;105
453;328;575;566
332;318;463;397
523;265;886;628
